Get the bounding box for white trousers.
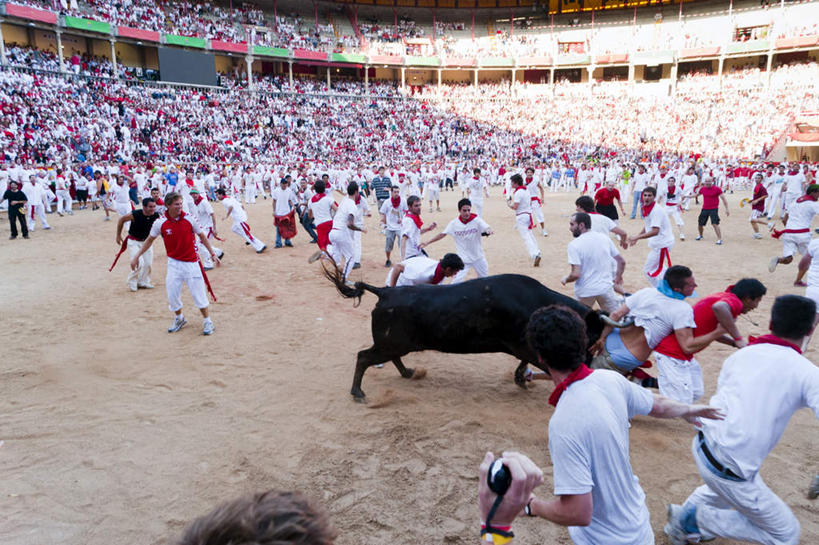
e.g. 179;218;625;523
531;199;545;224
127;238;153;290
472;198;484;217
644;246;671;287
329;229;355;280
27;203;50;230
655;353;703;403
577;290;623;314
766;188;783;217
244;184;256;203
198;229;222;268
515;214;539;259
451;257;489;284
685;436;800;545
231;221;265;252
666;205;684;226
56;190;72;214
166;258;209;312
353;230;362;263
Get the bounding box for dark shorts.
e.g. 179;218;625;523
76;189;88;201
698;209;720;226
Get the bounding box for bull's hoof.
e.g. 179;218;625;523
351;388;367;403
514;367;528;387
401;367;415;379
352;395;367;404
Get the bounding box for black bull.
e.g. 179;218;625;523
326;267;625;401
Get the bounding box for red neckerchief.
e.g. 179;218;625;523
796;193;817;204
355;194;361;205
406;212;423;229
748;334;802;354
391;195;401;208
430;263;445;285
642;202;656;217
525;177;533;184
192;195;203;205
514;185;527;194
667;186;676;198
310;193;325;203
549;364;594;407
156;198;165;206
458;213;477;224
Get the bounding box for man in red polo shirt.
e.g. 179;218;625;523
130;192;221;335
695;177;730;245
652;279;767;403
594;180;625;222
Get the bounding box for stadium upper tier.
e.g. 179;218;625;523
1;0;818;64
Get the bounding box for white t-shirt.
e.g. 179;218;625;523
568;231;619;298
467;177;485;202
395;256;439;286
442;215;490;263
700;343;819;479
110;182;130;204
643;204;674;250
221;196;247;223
272;186;297;216
549;370;654;545
784;199;819;230
401;216;422;258
192;197;215;229
625;287;695;348
332;197;358;234
309;194;335;225
380;198;407;231
589;213;616;236
512;187;531;215
784;172;806;197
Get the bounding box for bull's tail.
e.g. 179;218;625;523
321;260;383;306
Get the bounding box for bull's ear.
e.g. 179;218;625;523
584;310;604;338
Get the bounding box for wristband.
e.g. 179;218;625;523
524;498;536;517
480;525;514;544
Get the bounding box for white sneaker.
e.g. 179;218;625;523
129;284;138;292
542;230;549;237
715;240;723;245
769;257;779;273
308;250;323;264
695;235;703;241
168;316;187;333
202;319;214;336
680;233;685;240
138;283;155;289
753;233;763;239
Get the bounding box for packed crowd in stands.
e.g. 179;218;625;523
6;0;819;57
1;51;817;174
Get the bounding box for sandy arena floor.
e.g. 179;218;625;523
0;188;817;545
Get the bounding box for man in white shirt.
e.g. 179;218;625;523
781;164;806;216
307;179;337;258
561;212;625;313
352;190;371;269
658;176;686;240
507;173;541;267
629;186;675;286
379;186;407;267
216;188;266;253
769;184;819;285
525;166;548;237
22;176;50;231
419;198;493;283
386;253;464;287
329;181;366;282
190;188;224;269
476;306;724;545
467;168;489;217
109;175;133;223
401;195;436;261
765;164;787;220
272;177;298;248
666;295;819;545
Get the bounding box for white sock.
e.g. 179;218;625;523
203;317;212;324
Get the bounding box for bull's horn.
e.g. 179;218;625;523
600;314;635;328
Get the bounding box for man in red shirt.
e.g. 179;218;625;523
748;172;769;239
695;177;730;245
130;192;221;335
652;279;767;402
594;180;625;222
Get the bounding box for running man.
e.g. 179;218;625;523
628;187;674;287
329;181;366;282
769;184;819;285
525;166;548;237
216;188;267;253
508;173;542;267
114;197;160;292
190;188;224;270
419;198;493;283
129;192;220;335
748;173;769;239
386;253;464;287
695;177;729;245
401;195;436;261
665;295;819;545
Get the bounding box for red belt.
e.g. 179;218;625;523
772;228;809;239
